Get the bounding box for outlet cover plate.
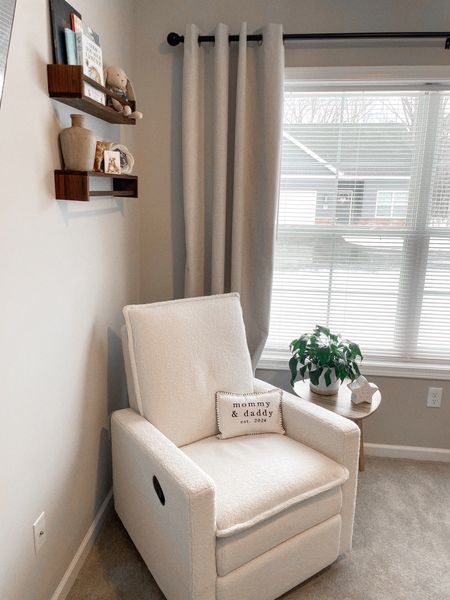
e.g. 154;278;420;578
33;511;47;554
427;387;442;408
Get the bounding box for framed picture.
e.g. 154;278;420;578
110;143;135;174
104;150;121;175
0;0;17;109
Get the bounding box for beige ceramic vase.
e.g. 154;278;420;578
59;114;96;171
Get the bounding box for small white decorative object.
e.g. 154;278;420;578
347;375;378;405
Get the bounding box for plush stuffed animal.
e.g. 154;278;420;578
104;66;143;120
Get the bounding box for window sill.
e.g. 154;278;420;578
257;356;450;381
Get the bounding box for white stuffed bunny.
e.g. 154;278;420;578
104;65;143;120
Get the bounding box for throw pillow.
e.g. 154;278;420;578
216;388;285;440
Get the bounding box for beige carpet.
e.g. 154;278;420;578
67;457;450;600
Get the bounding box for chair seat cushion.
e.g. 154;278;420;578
181;433;348;538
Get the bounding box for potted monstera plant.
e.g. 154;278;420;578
289;325;363;395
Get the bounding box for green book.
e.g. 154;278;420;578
64;27;77;65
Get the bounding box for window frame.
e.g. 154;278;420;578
260;66;450;379
375;190;409;219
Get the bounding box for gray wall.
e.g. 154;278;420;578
134;0;450;450
257;369;450;449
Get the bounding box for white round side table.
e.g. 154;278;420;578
293;379;381;472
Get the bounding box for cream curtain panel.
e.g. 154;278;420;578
182;22;284;367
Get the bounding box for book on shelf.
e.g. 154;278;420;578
76;30;105;105
64;28;77;65
71;13;100;45
49;0;81;64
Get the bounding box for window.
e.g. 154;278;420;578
262;68;450;376
376;191;409;220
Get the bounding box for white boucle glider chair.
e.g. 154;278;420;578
112;293;360;600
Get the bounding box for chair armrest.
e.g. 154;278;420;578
112;408;215;498
254;377;359;465
254;377;359;554
112;409;216;600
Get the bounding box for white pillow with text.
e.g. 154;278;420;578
216;388;285;440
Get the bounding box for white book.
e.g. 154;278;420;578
76;31;105;105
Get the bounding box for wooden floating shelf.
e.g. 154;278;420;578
47;65;136;125
54;170;138;201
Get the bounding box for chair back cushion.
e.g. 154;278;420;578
123;293;254;446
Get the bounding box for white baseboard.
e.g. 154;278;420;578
50;489;113;600
365;443;450;462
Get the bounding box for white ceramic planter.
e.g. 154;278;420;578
309;369;341;395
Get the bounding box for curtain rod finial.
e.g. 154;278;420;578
167;32;183;46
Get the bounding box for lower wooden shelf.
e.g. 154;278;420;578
54;170;138;201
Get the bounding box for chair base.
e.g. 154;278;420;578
216;514;341;600
116;494;341;600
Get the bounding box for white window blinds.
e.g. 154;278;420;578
263;80;450;370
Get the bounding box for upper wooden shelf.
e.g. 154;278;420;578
47;65;136;125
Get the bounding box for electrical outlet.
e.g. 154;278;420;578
33;512;47;554
427;387;442;408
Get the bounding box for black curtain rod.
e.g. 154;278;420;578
167;31;450;49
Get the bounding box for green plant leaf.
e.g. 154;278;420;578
298;338;307;358
316;325;330;336
316;346;331;365
309;369;320;386
289;356;298;387
299;364;308;379
324;368;332;387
